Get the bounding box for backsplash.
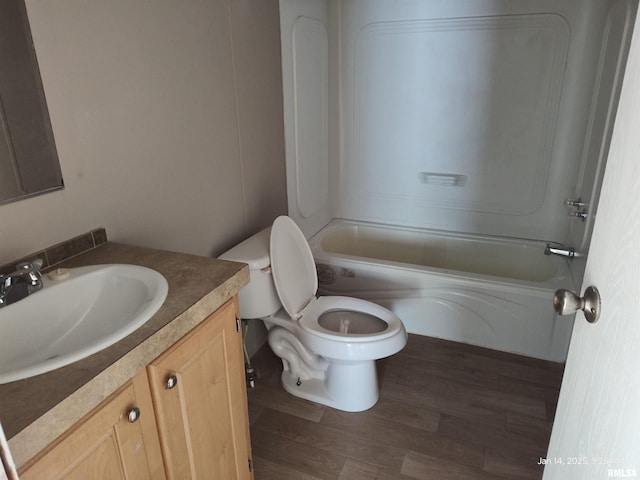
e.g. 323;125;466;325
0;228;107;276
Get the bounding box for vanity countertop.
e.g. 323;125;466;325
0;242;249;468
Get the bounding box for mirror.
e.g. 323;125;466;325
0;0;63;205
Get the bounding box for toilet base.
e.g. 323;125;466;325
280;359;379;412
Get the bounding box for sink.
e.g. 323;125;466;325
0;264;168;384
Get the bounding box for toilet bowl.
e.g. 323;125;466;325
220;215;407;412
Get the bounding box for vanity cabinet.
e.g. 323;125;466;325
19;370;166;480
19;297;253;480
147;297;253;479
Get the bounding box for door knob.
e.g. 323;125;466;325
126;407;141;423
165;374;178;389
553;285;601;323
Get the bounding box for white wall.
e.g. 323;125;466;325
0;0;287;265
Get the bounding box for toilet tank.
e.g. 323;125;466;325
219;227;282;319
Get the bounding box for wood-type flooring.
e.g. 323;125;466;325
247;333;564;480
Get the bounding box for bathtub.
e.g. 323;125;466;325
309;219;577;362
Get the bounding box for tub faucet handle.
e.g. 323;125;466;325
569;209;588;221
565;198;589;222
565;198;587;208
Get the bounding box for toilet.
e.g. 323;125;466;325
220;215;407;412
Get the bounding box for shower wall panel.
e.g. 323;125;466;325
280;0;636;243
347;14;569;221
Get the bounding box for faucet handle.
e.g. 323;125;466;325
15;258;44;289
16;258;43;272
0;258;44;306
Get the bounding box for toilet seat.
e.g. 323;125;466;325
298;296;403;343
270;216;318;320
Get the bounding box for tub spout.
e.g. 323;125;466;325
544;244;583;259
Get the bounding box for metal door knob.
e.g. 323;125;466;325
553;285;601;323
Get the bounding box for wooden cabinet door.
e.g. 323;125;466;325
148;298;253;480
19;370;166;480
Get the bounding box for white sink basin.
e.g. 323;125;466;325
0;264;168;384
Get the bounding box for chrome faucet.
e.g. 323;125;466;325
544;244;583;259
0;258;44;307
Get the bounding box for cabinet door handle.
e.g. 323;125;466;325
165;374;178;389
127;407;141;423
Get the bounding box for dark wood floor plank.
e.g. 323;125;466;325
545;400;559;423
252;456;324;480
401;451;496;480
412;335;561;371
248;379;326;423
379;378;507;428
392;369;548;419
483;448;545;480
251;428;346;480
407;336;564;386
381;349;501;389
498;373;563;403
438;414;549;459
254;408;407;471
366;394;440;432
248;334;564;480
505;411;554;444
401;333;430;356
321;408;485;469
248;401;265;426
338;459;416;480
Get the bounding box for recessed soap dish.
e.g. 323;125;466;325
419;172;468;186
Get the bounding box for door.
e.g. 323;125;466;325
543;10;640;480
147;298;253;480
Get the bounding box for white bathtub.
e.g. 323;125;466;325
309;219;577;362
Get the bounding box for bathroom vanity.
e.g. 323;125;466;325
0;240;252;479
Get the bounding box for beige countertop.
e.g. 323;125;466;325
0;242;249;468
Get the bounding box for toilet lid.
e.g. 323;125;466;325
270;216;318;319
